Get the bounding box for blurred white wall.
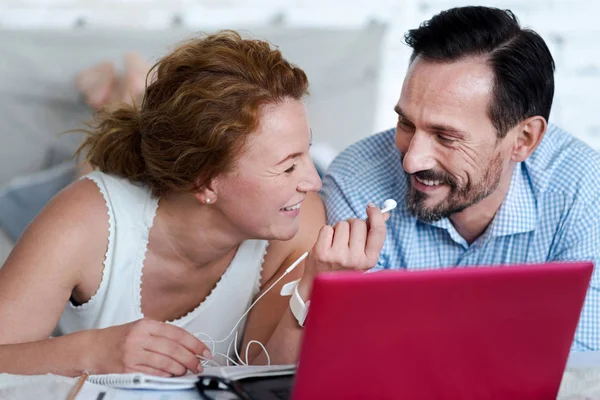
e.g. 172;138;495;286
1;0;599;149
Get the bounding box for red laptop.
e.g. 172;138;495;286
290;262;593;399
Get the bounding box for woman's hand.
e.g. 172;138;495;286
87;319;210;376
298;203;389;298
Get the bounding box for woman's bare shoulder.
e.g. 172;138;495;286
32;178;109;235
2;177;110;277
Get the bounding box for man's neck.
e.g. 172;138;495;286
449;165;515;245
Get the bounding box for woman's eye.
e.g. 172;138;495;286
284;164;297;174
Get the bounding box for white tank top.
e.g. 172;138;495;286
55;171;269;360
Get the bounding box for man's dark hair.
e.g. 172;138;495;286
404;6;555;137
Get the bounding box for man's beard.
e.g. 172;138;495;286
405;152;503;223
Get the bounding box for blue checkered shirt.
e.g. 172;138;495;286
321;124;600;351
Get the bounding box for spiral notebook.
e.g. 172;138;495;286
86;364;296;390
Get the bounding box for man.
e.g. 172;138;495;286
321;6;600;351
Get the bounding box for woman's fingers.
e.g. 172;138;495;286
146;320;209;360
142;335;202;374
364;205;387;264
138;350;188;377
130;364;173;377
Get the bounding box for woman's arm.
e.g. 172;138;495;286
240;191;324;365
0;179;108;374
241;192;388;365
0;180;208;376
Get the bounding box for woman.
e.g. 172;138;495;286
0;31;387;377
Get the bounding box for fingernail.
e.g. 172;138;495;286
203;349;212;360
384;213;390;221
367;202;376;208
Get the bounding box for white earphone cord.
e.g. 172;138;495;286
194;198;397;367
195;252;308;367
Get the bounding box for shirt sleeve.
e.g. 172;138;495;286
320;172;360;225
320;172;390;271
552;198;600;351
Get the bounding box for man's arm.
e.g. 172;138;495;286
552;198;600;351
320;173;360;225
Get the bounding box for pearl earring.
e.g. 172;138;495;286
206;198;211;204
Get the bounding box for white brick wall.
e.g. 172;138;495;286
1;0;599;148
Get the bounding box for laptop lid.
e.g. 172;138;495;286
292;262;593;400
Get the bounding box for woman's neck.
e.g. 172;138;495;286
149;192;245;270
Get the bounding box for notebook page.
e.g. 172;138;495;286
86;364;296;390
205;364;295;380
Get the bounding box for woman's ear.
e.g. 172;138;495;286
192;177;219;205
511;116;547;162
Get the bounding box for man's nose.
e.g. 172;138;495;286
402;132;436;174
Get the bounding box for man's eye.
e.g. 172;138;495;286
437;134;456;144
397;119;410;129
397;119;415;133
284;164;297;174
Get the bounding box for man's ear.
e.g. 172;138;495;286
192;176;219;205
511;116;547;162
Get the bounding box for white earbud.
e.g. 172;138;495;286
381;199;397;214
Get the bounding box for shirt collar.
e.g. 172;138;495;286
486;163;537;237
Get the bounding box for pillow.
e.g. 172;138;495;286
0;161;76;242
